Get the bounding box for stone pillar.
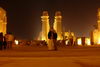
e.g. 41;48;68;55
0;7;7;35
97;8;100;30
54;11;62;40
41;11;50;41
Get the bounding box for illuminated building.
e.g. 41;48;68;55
64;31;75;40
53;11;63;40
77;37;85;46
41;11;50;41
0;7;7;35
77;37;91;46
77;38;82;46
85;38;91;46
92;8;100;45
64;31;76;45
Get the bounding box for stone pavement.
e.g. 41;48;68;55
0;46;100;67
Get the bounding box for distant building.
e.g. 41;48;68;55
64;31;76;45
39;11;76;43
77;37;91;46
41;11;50;41
53;11;63;40
0;7;7;35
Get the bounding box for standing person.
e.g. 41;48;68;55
5;33;14;49
3;34;7;49
0;32;3;50
48;28;57;51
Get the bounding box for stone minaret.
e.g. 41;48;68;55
98;8;100;30
92;8;100;45
54;11;62;40
41;11;50;41
0;7;7;35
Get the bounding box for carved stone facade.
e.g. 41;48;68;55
0;7;7;35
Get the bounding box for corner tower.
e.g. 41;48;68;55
92;8;100;45
98;8;100;30
0;7;7;35
54;11;63;40
41;11;50;41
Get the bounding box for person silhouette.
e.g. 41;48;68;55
0;32;3;50
48;27;57;51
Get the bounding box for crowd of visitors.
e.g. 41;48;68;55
0;32;14;50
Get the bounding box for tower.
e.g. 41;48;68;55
54;11;62;40
41;11;50;41
98;8;100;30
0;7;7;35
92;8;100;45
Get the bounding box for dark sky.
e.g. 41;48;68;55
0;0;100;40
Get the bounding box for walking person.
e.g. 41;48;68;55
0;32;3;50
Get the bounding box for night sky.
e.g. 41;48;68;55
0;0;100;40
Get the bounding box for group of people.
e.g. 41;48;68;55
0;27;57;51
0;32;14;50
47;27;57;51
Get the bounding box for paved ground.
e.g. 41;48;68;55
0;46;100;67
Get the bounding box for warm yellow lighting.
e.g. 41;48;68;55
64;32;69;36
65;40;69;45
15;40;19;45
98;20;100;23
91;8;100;45
0;7;7;35
85;38;91;46
57;37;62;40
97;38;100;44
41;11;50;42
77;38;82;46
93;29;100;45
42;36;46;41
54;11;62;40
